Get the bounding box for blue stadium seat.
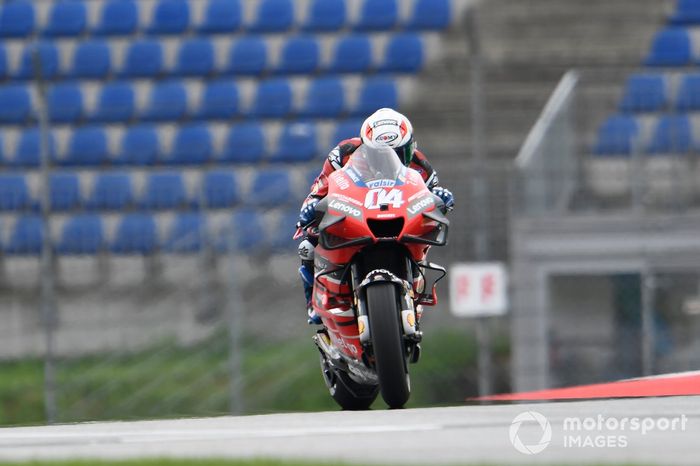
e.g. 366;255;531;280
252;79;292;118
0;85;31;124
249;169;293;206
219;123;266;163
647;115;694;154
226;37;267;75
164;213;205;253
671;0;700;24
142;81;187;121
94;0;138;35
148;0;190;34
13;128;55;168
0;174;33;211
275;36;320;74
249;0;293;33
199;0;241;33
619;74;667;113
270;210;299;251
354;0;397;31
381;33;424;72
677;73;700;111
121;40;164;78
62;126;109;166
93;82;135;122
49;172;81;211
0;1;34;37
271;122;318;163
0;44;7;80
306;168;320;190
111;213;158;255
301;77;345;118
43;1;86;37
644;28;692;66
175;38;214;76
16;42;59;80
141;172;188;209
354;77;399;117
72;41;111;79
406;0;450;30
88;172;133;210
203;170;239;208
48;83;83;123
197;80;239;120
593;115;639;155
303;0;346;32
228;209;266;252
329;35;372;73
166;124;212;165
333;119;363;142
118;125;159;165
5;216;43;255
56;215;104;255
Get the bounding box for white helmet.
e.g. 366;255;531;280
360;108;416;166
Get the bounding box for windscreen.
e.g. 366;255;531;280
345;145;404;183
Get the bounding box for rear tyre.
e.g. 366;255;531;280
366;283;410;408
320;354;378;410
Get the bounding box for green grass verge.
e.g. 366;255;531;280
0;327;503;426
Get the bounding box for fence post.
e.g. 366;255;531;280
226;231;244;415
32;44;57;424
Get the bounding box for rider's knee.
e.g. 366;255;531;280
298;239;315;262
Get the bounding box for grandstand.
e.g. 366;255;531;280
0;0;465;269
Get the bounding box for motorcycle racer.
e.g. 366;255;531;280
297;108;455;324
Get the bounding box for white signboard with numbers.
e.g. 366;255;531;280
449;262;508;317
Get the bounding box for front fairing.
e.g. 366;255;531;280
319;145;445;247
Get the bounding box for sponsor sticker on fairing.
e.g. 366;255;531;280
335;194;363;206
334;173;350;190
345;167;361;183
328;199;362;218
406;195;435;217
366;179;396;189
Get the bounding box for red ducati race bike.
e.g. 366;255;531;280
295;145;450;409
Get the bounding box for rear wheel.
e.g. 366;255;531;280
320;354;378;410
366;283;410;408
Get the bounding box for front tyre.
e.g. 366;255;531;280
366;283;410;408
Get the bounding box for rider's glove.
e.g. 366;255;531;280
432;186;454;211
298;198;320;227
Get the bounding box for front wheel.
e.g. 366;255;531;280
366;283;410;408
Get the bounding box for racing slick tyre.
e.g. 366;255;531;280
320;354;378;410
366;282;410;408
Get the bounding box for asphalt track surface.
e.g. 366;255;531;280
0;396;698;465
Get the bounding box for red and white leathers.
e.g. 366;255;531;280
301;137;440;210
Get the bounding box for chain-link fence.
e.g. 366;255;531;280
0;0;493;425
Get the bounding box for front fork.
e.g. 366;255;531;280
351;261;422;360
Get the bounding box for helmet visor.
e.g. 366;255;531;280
394;138;416;166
